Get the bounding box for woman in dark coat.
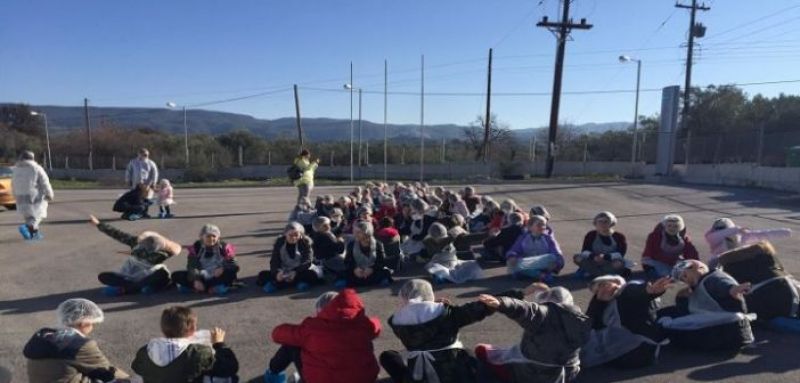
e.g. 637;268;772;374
344;220;393;287
257;222;322;293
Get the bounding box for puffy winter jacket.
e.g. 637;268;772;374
24;327;129;383
271;288;381;383
641;223;699;267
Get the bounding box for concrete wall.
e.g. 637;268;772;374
674;163;800;192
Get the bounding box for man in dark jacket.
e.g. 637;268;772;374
24;298;131;383
132;306;238;383
381;279;493;383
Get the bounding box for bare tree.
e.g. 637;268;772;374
463;114;512;161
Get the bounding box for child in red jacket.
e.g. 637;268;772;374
271;288;381;383
641;214;699;279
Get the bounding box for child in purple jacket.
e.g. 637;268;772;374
506;215;564;282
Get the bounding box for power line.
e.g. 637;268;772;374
703;3;800;41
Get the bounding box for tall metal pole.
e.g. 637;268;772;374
294;84;304;149
677;0;710;168
482;48;493;163
84;98;93;170
631;60;641;164
42;113;52;170
538;0;592;178
384;59;388;182
183;106;189;167
349;62;354;182
420;54;425;182
358;88;363;167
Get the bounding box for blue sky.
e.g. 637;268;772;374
2;0;799;129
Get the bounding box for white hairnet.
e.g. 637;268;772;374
57;298;104;327
135;231;167;253
314;291;339;313
399;279;435;303
428;222;448;239
200;224;221;237
533;287;574;307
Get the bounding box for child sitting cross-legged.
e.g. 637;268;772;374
132;306;239;383
310;216;347;283
172;224;240;295
258;222;323;293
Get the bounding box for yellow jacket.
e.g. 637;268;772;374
293;157;318;186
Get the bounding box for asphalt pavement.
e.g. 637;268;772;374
2;181;800;382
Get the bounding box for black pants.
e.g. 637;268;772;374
118;202;146;219
346;267;392;287
158;205;172;215
379;350;407;383
269;345;303;375
172;267;239;289
97;269;170;293
256;269;322;289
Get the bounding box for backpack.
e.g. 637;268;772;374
287;164;303;181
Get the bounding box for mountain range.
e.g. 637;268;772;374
12;104;630;142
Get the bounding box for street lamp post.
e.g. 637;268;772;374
619;55;642;165
166;102;190;168
344;83;363;179
30;111;53;170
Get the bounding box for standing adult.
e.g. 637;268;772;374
12;151;54;240
125;148;158;218
293;149;320;205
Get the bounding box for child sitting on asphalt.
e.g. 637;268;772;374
132;306;239;383
263;291;339;383
155;178;175;218
310;216;347;281
344;220;393;288
172;224;240;295
258;222;323;293
425;223;483;284
475;284;591;383
329;207;347;237
376;216;404;272
90;215;181;296
271;288;381;383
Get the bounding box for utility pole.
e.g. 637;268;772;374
538;0;592;178
83;98;94;170
294;84;304;150
419;54;425;182
676;0;710;167
482;48;493;163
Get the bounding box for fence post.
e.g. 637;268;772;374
330;151;334;167
112;156;116;170
756;122;765;166
211;153;215;168
268;151;271;166
582;141;588;175
160;157;165;170
238;145;244;167
65;156;70;169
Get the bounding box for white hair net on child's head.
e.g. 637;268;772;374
530;205;551;221
410;198;429;213
285;221;305;235
135;231;166;253
57;298;104;327
314;291;339;313
200;224;221;237
428;222;448;239
399;279;435;303
532;287;574;307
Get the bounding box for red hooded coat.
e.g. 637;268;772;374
271;289;381;383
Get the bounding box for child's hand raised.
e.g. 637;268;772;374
478;294;500;309
210;327;226;344
89;215;100;226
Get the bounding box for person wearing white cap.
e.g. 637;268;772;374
474;284;590;383
641;214;699;280
24;298;131;383
581;275;671;369
656;259;755;352
574;211;631;279
380;279;493;383
12;151;54;240
704;217;791;266
172;224;240;295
